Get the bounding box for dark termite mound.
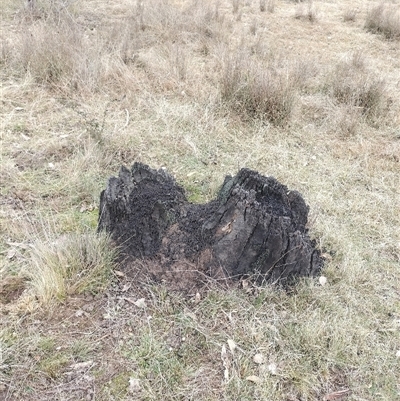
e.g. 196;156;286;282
98;163;323;291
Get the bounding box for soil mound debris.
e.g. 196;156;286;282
98;163;323;291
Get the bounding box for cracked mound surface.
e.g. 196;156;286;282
98;163;323;291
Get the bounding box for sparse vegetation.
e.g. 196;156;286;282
294;0;318;22
220;54;300;124
1;0;399;400
365;2;400;39
266;0;276;13
328;52;388;120
343;8;357;22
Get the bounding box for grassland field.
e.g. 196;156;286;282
0;0;400;400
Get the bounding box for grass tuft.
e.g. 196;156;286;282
294;1;318;23
24;231;118;304
343;8;357;22
365;2;400;40
328;52;388;120
220;54;299;125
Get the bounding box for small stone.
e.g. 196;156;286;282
253;353;264;364
267;363;277;375
128;377;141;393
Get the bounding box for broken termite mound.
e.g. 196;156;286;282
98;162;323;291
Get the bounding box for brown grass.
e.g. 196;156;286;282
220;54;302;125
328;52;388;120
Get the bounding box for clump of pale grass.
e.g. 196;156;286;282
220;54;299;125
343;7;357;22
12;15;104;92
137;0;223;42
294;0;318;22
333;106;361;137
232;0;240;14
24;231;118;304
365;2;400;39
267;0;276;13
328;52;387;120
6;0;224;95
249;18;258;35
20;0;77;20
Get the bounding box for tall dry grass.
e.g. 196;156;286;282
294;0;318;22
4;0;224;95
327;52;388;120
220;54;301;125
365;2;400;39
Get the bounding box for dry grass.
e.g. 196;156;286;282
294;0;318;22
24;230;117;304
365;2;400;39
220;53;302;125
327;52;388;120
343;8;357;22
1;0;400;400
260;0;275;13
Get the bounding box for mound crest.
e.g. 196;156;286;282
98;163;323;291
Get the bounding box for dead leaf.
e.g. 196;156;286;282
224;368;229;381
133;298;147;308
70;361;94;370
246;375;262;384
114;270;125;277
253;353;264;364
241;279;249;289
7;248;16;259
121;284;131;292
184;310;197;321
267;363;277;375
227;339;236;354
221;344;228;361
323;389;351;400
221;344;230;381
